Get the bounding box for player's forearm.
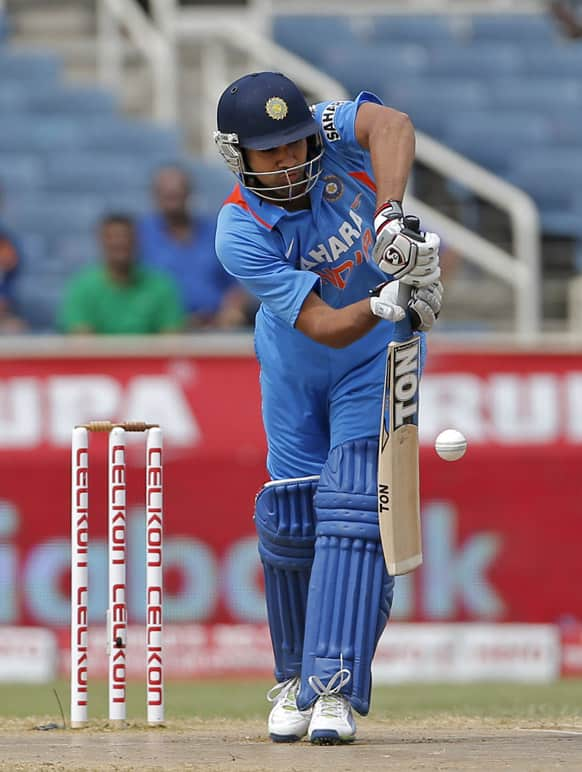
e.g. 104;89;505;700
367;109;415;204
296;293;378;348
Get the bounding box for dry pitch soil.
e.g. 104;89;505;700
1;717;581;771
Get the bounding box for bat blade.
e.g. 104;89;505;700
378;334;421;575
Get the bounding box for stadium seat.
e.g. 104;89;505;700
186;157;236;214
3;194;105;235
0;118;85;152
470;14;557;42
272;16;357;67
0;50;61;84
12;274;66;332
17;233;48;270
45;154;150;194
427;44;525;78
0;82;27;112
321;44;429;97
522;47;582;76
487;78;582;110
50;233;100;270
507;165;582;210
364;15;460;44
26;86;117;115
549;108;582;144
0;154;44;192
0;11;8;42
79;119;183;155
386;80;489;137
443;113;551;173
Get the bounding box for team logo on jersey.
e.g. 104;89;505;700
265;97;288;120
323;174;344;202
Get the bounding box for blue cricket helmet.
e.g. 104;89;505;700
216;71;319;150
214;71;324;202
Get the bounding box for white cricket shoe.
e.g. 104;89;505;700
267;676;311;743
306;669;356;745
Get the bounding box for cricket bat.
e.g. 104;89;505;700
377;216;422;575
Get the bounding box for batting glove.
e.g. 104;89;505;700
409;280;444;331
369;280;406;322
372;201;441;286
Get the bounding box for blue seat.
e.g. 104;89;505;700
365;15;460;44
487;78;582;110
0;11;9;42
50;233;100;270
0;82;27;111
3;194;104;235
509;148;582;176
550;109;582;144
186;157;236;214
321;44;429;96
0;118;84;152
427;44;525;78
13;274;66;332
79;119;183;155
45;154;150;193
26;86;117;115
0;154;44;191
386;80;489;136
0;50;61;84
97;190;150;215
540;210;582;238
272;16;357;67
444;113;551;173
507;151;582;236
507;165;582;210
523;46;582;76
18;233;48;269
470;14;557;42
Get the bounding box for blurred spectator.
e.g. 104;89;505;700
0;188;27;334
549;1;582;37
58;213;184;334
138;164;254;330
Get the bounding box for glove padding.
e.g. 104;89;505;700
372;201;441;287
409;280;444;332
369;281;406;322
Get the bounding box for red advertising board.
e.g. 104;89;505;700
0;345;581;633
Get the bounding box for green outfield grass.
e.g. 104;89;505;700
0;679;580;723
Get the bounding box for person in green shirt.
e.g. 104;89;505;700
58;213;185;334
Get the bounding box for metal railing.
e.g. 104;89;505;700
97;0;177;123
408;133;541;340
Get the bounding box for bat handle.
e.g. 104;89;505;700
397;215;424;308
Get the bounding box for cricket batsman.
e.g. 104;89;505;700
214;71;443;744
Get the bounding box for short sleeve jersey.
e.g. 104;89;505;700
215;92;396;377
58;265;185;334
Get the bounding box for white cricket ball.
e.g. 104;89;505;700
435;429;467;461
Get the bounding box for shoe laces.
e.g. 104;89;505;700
267;676;300;710
308;667;352;718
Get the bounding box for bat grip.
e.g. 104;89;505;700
393;215;424;340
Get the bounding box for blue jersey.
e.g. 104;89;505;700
215;92;418;478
